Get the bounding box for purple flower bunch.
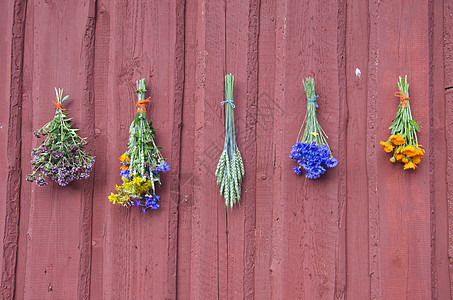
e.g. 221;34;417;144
131;195;160;212
26;89;95;186
290;142;338;179
26;143;95;186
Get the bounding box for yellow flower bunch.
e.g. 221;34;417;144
108;175;153;206
380;135;424;169
380;76;423;170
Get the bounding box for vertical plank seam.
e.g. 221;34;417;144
335;0;348;298
1;0;27;298
444;0;453;297
243;0;260;298
428;0;437;298
367;0;381;299
223;1;229;299
77;0;97;299
167;0;186;298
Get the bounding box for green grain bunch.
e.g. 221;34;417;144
215;74;244;208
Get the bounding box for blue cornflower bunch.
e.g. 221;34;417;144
290;78;337;179
290;142;337;179
132;195;160;212
153;162;170;174
26;88;95;186
108;79;169;213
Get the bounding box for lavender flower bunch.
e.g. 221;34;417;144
26;88;95;186
290;77;337;179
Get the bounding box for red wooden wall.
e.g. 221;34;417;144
1;0;452;299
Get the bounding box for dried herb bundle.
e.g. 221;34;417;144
26;88;95;186
108;79;169;212
290;77;337;179
215;74;244;208
380;76;424;169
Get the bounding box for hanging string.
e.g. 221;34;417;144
307;95;319;108
136;97;151;113
394;89;410;108
221;99;236;108
52;97;66;111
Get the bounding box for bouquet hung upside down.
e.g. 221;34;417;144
108;79;169;212
290;77;338;179
380;76;424;169
215;74;244;208
26;88;95;186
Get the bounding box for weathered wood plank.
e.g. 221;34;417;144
372;1;432;299
255;0;276;297
189;1;226;298
0;0;14;282
243;0;260;298
76;1;97;298
1;0;26;298
367;1;381;298
91;0;180;298
444;0;453;297
225;0;259;298
166;0;185;298
176;0;198;297
430;0;451;299
345;0;370;298
14;1;94;299
264;1;342;298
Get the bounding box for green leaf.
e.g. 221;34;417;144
61;95;70;103
410;119;420;133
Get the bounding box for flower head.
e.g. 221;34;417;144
389;134;405;146
380;141;394;153
119;154;130;162
158;162;170;173
412;155;422;164
402;145;417;157
120;169;130;180
404;161;417;170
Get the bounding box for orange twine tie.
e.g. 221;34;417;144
394;89;410;108
52;97;66;111
136;97;150;113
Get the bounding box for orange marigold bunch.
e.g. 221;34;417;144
380;76;424;170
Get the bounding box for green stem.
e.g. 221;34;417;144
224;74;236;158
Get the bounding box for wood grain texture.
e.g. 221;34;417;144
373;1;432;299
445;1;453;298
225;0;259;298
176;0;197;297
272;1;341;298
1;0;26;298
430;0;451;299
15;1;95;299
0;0;14;285
0;0;452;298
345;0;370;298
255;0;276;297
165;1;185;299
91;0;180;299
367;1;381;298
76;2;96;299
189;1;225;298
